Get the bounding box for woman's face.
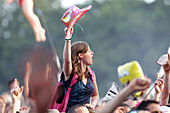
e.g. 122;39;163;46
80;47;94;66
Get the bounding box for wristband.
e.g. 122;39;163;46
65;38;71;40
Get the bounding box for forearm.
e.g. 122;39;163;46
91;95;99;107
160;72;169;105
63;40;72;74
24;76;29;103
96;85;133;113
153;93;161;102
0;104;6;113
12;102;17;113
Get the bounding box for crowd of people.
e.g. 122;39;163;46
5;0;46;42
0;26;170;113
1;2;170;113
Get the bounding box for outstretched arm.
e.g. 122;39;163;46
11;79;24;113
96;77;151;113
153;73;164;102
63;28;73;81
24;62;32;104
160;54;170;105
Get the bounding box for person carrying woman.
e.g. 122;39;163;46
62;27;99;112
5;0;46;42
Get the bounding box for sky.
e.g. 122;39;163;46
60;0;156;8
60;0;91;8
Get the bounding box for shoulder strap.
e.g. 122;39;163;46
56;68;94;112
59;72;79;112
89;67;95;82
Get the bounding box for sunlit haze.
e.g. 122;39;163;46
60;0;156;8
60;0;92;8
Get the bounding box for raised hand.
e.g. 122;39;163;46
154;73;164;94
19;106;30;113
64;27;74;40
83;103;95;113
129;77;151;92
163;54;170;73
10;79;24;102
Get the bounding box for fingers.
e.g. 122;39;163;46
84;103;95;110
20;86;24;93
64;27;68;33
10;86;19;96
133;77;151;91
64;27;74;35
168;54;170;65
10;79;23;97
25;62;32;75
157;73;159;79
154;77;164;92
163;64;170;72
14;78;18;87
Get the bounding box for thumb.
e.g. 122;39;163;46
20;86;24;93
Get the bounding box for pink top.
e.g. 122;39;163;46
18;0;34;7
19;0;23;7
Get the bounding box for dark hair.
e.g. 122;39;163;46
136;100;159;110
8;78;15;87
119;103;130;108
68;104;84;113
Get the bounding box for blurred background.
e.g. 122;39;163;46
0;0;170;98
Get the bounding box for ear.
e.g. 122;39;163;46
78;53;83;59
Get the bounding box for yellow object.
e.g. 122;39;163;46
117;61;144;98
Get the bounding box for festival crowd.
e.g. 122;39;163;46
1;3;170;113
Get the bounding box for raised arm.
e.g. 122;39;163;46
11;79;24;113
153;74;164;102
96;77;151;113
24;62;32;104
63;28;73;80
160;54;170;105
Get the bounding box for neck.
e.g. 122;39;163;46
80;62;87;73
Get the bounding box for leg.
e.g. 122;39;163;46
21;0;46;42
5;0;16;4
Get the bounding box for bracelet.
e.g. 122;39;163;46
65;39;71;43
65;38;71;40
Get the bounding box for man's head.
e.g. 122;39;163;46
114;103;131;113
137;100;161;113
68;104;89;113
